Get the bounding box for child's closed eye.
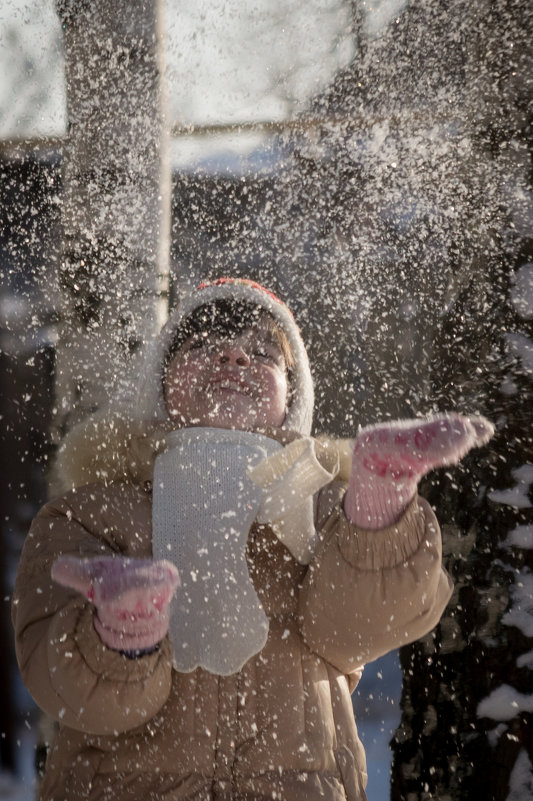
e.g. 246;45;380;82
185;334;209;352
254;347;284;367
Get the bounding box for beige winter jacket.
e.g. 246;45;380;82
13;420;452;801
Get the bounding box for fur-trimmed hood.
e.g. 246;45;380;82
51;410;354;496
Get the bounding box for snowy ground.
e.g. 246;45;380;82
1;652;401;801
0;773;34;801
355;650;403;800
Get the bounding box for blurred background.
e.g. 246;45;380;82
1;0;531;799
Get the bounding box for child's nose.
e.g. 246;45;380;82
217;342;250;367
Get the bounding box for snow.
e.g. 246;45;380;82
0;722;37;801
477;684;533;722
504;332;533;376
517;649;533;669
1;0;414;140
0;772;34;801
359;720;397;799
169;132;282;175
1;0;356;137
489;464;533;509
165;0;356;126
500;377;519;396
487;722;508;748
354;651;403;800
363;0;408;38
511;263;533;319
502;570;533;638
505;524;533;550
0;0;65;138
507;749;533;801
1;0;530;797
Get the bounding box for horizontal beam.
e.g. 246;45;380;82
0;108;465;159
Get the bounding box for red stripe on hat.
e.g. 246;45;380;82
196;277;290;313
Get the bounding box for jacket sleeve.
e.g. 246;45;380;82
299;482;453;674
12;486;174;736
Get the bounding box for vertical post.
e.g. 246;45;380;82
54;0;170;438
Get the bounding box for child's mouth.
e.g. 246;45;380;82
209;378;254;398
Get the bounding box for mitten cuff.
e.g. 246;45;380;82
344;474;417;529
338;496;432;571
94;611;169;652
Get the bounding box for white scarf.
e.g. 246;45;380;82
152;428;338;675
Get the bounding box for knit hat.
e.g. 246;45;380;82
136;278;314;435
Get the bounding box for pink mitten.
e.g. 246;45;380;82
52;555;180;651
344;412;494;529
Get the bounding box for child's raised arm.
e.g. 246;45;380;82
298;412;493;673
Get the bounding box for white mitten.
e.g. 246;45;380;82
249;437;339;564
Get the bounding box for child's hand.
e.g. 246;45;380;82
52;555;180;652
344;412;494;529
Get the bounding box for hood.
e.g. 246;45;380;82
135;278;315;437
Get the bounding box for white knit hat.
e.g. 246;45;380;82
136;278;314;435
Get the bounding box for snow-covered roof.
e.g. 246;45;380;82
0;0;407;144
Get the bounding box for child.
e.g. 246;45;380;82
13;277;493;801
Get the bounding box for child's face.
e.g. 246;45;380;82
164;319;289;430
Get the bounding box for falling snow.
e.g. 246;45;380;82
1;0;532;799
